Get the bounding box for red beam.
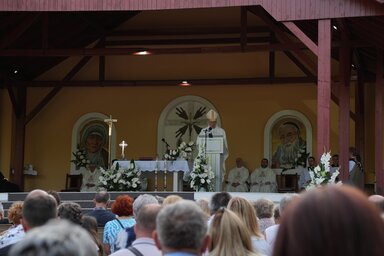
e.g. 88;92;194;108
282;21;318;56
338;31;352;182
376;49;384;195
317;19;332;157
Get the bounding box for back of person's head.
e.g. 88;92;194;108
273;185;384;256
209;192;232;215
209;207;256;256
9;219;98;256
82;215;98;234
133;194;159;216
112;194;134;216
136;204;161;233
253;198;275;218
368;194;384;213
47;190;61;206
94;190;110;204
228;197;262;237
162;195;183;206
279;193;299;216
58;202;83;225
155;200;208;252
22;190;57;230
7;201;23;225
196;199;211;218
82;215;102;253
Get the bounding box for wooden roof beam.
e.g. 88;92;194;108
107;26;272;36
0;43;307;57
17;76;315;88
0;13;40;49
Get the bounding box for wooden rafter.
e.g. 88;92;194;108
0;13;40;49
17;76;315;88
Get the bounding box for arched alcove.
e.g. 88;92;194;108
157;95;219;157
264;110;312;166
70;112;117;173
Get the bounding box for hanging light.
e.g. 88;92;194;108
178;81;191;87
133;50;151;56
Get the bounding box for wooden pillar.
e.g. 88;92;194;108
317;19;331;157
338;26;351;182
375;49;384;195
10;85;26;190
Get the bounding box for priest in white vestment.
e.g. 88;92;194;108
80;165;101;192
249;158;277;192
196;109;229;191
225;158;249;192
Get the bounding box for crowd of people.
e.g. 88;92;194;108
0;185;383;256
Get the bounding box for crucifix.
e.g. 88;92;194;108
104;115;118;168
119;140;128;160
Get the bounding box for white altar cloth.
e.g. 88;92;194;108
114;160;190;191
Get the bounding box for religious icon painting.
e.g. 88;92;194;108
78;121;109;169
270;118;307;169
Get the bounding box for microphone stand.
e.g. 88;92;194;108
204;129;208;159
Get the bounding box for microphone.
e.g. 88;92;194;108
161;138;170;148
207;127;213;138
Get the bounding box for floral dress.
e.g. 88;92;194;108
0;224;25;249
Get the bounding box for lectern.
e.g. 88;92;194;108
197;135;224;191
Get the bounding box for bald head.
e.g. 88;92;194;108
22;189;57;230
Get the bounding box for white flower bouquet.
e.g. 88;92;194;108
305;151;340;190
164;141;194;161
189;145;214;191
294;145;310;168
98;159;141;191
71;147;90;169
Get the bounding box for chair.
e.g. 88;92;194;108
61;174;83;192
276;174;299;193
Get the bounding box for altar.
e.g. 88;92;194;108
115;160;190;192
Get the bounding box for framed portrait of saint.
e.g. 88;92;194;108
78;121;109;169
270;119;308;169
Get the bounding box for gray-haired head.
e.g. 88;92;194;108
156;200;208;252
94;191;110;204
57;202;83;225
9;219;97;256
279;194;300;215
133;194;159;216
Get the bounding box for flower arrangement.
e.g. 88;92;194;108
189;145;214;192
164;140;194;161
293;145;310;168
305;151;340;190
98;160;141;191
71;147;90;169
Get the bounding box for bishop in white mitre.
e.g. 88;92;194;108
225;158;249;192
249;158;277;192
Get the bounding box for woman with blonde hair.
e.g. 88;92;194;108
228;197;271;256
209;207;259;256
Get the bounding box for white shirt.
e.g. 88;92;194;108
265;224;279;250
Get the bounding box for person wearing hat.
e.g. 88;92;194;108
196;109;229;191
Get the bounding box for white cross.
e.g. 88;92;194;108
119;140;128;159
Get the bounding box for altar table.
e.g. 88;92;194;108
115;160;190;191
